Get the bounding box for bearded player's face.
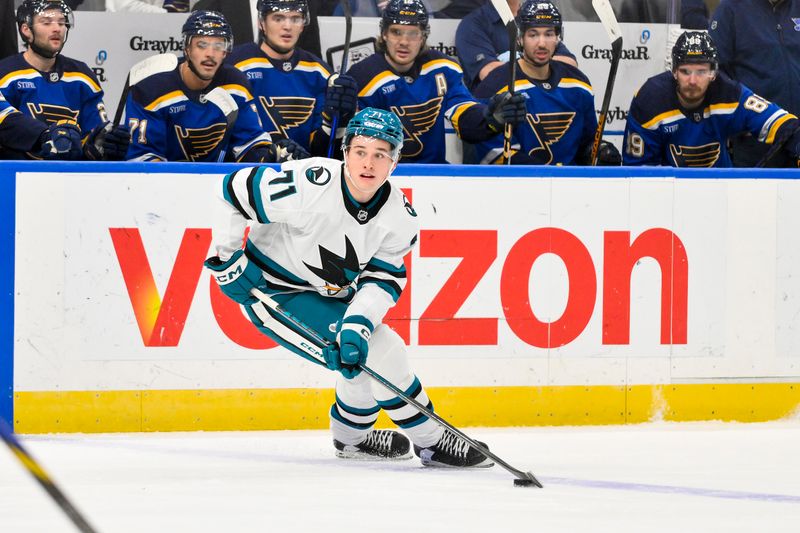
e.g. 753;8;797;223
383;24;425;71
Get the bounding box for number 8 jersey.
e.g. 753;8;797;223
623;71;798;167
210;157;418;329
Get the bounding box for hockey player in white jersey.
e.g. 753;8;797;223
205;107;493;468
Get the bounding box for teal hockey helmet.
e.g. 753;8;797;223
343;108;405;158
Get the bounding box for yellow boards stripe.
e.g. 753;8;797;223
14;383;800;433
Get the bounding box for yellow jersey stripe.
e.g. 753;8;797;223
235;58;272;70
420;58;462;76
448;102;477;132
558;77;593;94
642;109;683;130
0;69;40;89
61;72;102;93
296;61;331;78
145;90;187;112
0;106;17;124
766;113;795;144
359;71;399;97
220;84;253;101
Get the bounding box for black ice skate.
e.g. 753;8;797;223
334;429;412;460
414;429;495;468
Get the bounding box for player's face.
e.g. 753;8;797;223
674;63;715;107
383;24;425;71
185;36;228;81
27;9;68;55
261;11;305;54
521;27;558;67
344;136;398;202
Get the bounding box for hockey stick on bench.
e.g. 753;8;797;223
202;87;240;163
327;0;353;157
0;418;100;533
113;53;179;127
250;288;542;488
491;0;518;165
590;0;623;166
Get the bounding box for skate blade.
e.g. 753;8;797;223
335;450;414;461
419;457;495;469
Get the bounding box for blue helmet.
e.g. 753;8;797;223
343;108;405;158
380;0;430;36
517;0;562;35
16;0;74;55
257;0;309;25
672;31;718;71
182;11;233;51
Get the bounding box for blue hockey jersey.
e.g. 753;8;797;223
347;50;492;164
623;71;798;167
0;53;107;158
125;59;271;162
0;92;48;155
228;43;331;156
474;61;597;165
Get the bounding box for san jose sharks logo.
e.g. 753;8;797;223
305;165;332;185
26;103;79;124
303;236;362;296
524;111;575;165
258;96;315;139
391;96;442;158
175;122;227;162
669;142;720;167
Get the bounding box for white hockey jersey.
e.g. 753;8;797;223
211;156;418;329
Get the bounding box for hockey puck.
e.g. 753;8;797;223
513;478;536;487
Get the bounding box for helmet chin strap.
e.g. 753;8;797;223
27;27;67;60
186;56;214;81
264;35;294;56
343;151;396;198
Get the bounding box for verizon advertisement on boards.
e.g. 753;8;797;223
12;167;800;393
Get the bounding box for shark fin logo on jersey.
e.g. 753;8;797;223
259;96;315;138
390;96;443;158
524;111;576;165
175;122;227;162
26;103;80;124
303;236;361;296
305;165;332;185
669;142;720;167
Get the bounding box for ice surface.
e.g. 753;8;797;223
1;422;799;532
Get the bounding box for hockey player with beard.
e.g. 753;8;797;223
0;0;130;160
346;0;526;164
624;31;800;167
205;107;494;468
0;91;83;159
125;11;307;162
227;0;357;157
473;0;621;165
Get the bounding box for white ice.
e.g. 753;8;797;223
2;421;799;532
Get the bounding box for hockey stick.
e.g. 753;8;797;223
491;0;518;165
327;0;353;157
202;87;240;163
249;288;543;488
590;0;623;166
113;53;179;127
0;418;100;533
